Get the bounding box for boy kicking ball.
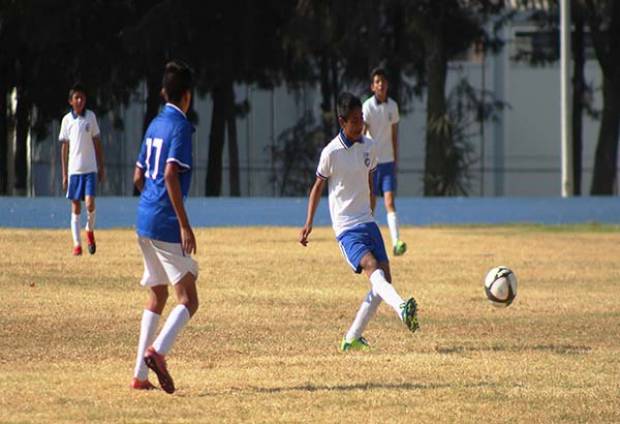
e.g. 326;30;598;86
59;83;105;256
299;92;419;352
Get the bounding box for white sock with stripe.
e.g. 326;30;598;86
345;290;382;342
387;212;400;247
71;213;81;246
152;305;190;355
134;309;160;380
370;269;404;318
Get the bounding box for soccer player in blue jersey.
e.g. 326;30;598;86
130;61;198;394
300;92;419;352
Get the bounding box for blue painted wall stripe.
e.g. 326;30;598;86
0;197;618;229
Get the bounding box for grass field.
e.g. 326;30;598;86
1;225;619;423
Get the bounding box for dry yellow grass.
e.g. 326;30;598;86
0;225;619;423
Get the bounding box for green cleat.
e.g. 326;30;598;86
340;336;371;352
393;240;407;256
400;297;419;333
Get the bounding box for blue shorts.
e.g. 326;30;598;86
337;222;389;274
67;173;97;201
373;162;396;196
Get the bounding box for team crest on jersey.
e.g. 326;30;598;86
364;152;370;167
85;123;90;132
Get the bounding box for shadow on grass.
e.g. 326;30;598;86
435;344;591;355
192;381;495;397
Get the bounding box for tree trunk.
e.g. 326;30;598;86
206;82;227;196
572;14;585;195
423;34;449;196
319;52;334;140
330;55;339;128
0;84;7;194
14;86;29;195
386;1;404;106
143;72;163;137
226;82;240;196
590;75;620;194
133;72;163;196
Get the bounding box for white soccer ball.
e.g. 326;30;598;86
484;266;517;308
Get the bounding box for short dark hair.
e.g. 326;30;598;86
162;61;193;103
68;83;87;100
337;92;362;121
370;67;387;81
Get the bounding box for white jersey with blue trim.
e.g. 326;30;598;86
362;96;399;164
136;103;194;243
58;109;101;175
316;130;378;237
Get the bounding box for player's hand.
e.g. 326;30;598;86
181;225;196;255
299;224;312;246
98;167;106;183
62;176;68;191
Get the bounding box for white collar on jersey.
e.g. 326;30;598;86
165;102;187;119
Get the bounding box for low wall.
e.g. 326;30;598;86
1;196;619;229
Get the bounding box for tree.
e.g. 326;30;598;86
513;1;597;195
0;0;140;195
584;0;620;194
127;0;293;197
405;1;503;196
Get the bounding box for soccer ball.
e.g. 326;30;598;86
484;266;517;307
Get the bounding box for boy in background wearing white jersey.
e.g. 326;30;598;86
300;92;419;352
362;68;406;256
59;83;105;256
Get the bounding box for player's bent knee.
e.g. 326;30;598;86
360;256;378;274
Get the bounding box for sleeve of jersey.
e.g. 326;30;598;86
392;102;400;124
58;117;68;142
136;140;146;169
167;124;192;170
90;112;101;137
316;149;330;180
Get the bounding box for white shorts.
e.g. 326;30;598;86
138;237;198;287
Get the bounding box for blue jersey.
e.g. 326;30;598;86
136;104;194;243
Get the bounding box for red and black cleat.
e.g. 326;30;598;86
144;346;175;394
86;231;96;255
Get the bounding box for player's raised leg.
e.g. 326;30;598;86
85;193;96;255
385;191;406;257
70;200;82;256
361;254;419;333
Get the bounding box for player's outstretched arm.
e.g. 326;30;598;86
164;162;196;255
133;166;145;193
299;177;325;246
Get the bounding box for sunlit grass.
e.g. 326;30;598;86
1;226;619;423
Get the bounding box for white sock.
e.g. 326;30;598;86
71;213;81;246
370;269;405;318
387;212;400;247
134;309;160;380
152;305;190;356
85;210;96;232
345;290;382;342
